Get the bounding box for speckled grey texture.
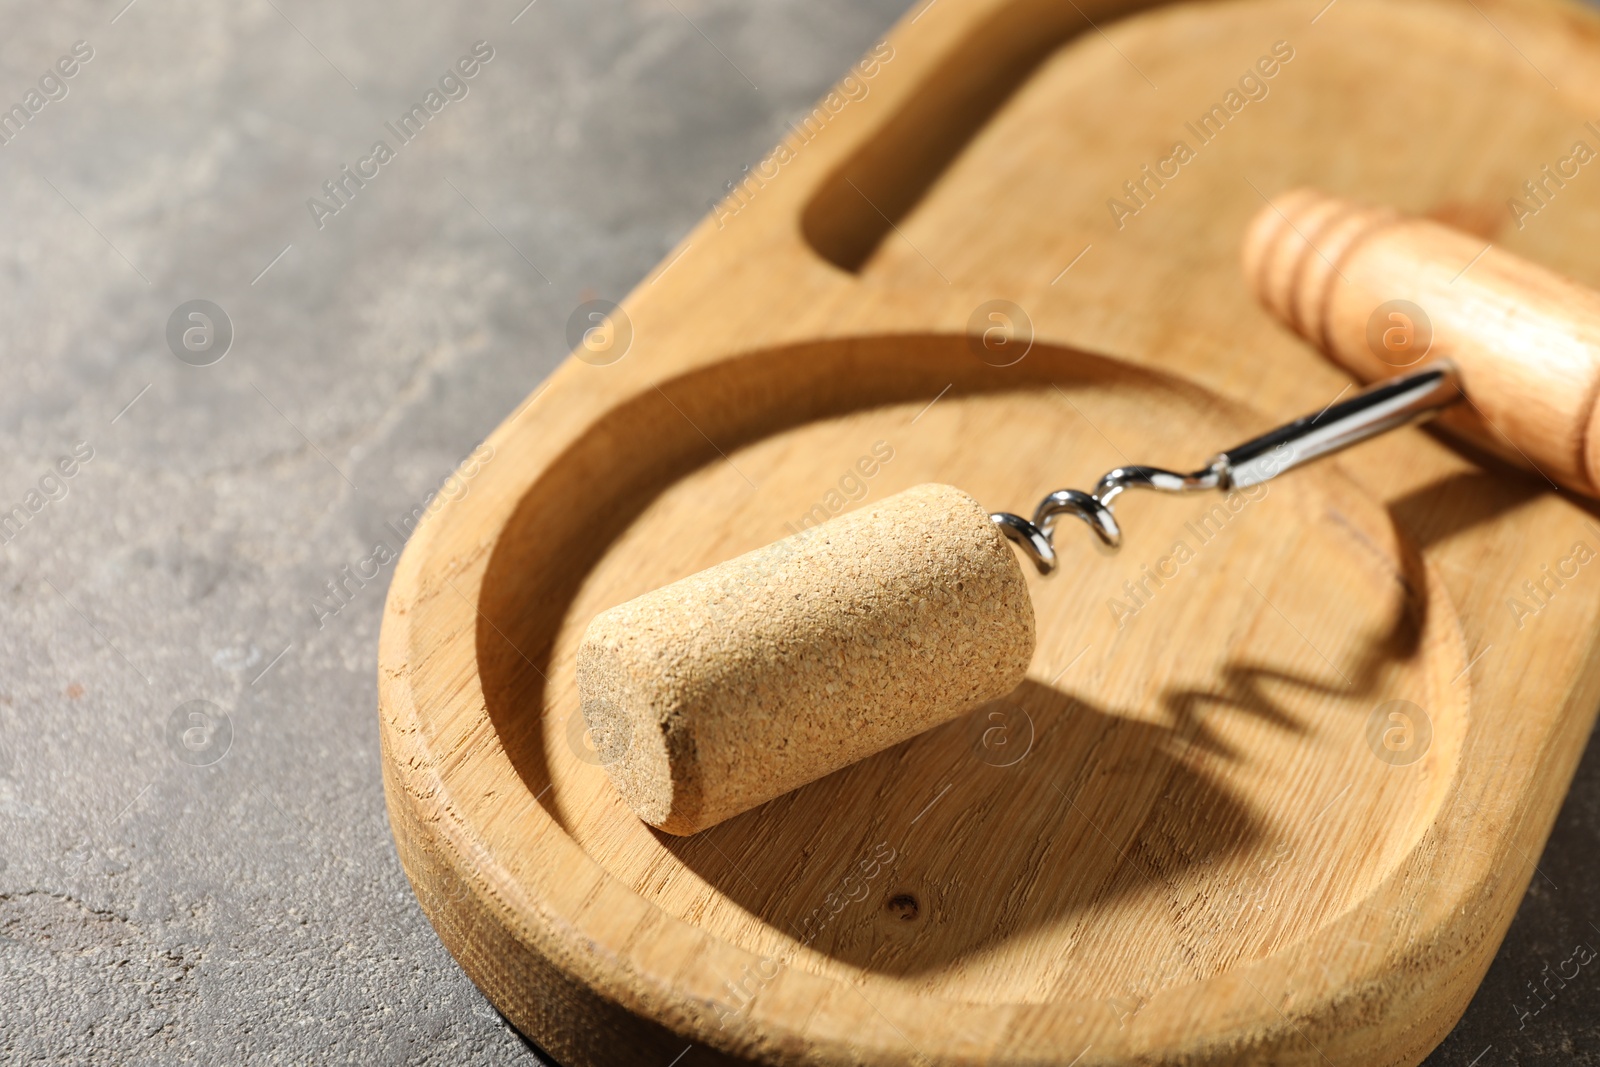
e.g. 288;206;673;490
0;0;1594;1063
0;2;911;1063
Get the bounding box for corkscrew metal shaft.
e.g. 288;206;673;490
991;363;1463;574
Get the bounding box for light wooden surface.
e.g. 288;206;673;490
1244;187;1600;496
377;0;1600;1063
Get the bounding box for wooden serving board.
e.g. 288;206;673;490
377;0;1600;1062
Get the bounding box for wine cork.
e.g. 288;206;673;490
577;482;1036;835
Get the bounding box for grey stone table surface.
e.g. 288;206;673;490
0;1;1594;1064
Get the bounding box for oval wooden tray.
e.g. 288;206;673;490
378;0;1600;1063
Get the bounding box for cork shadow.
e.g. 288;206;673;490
658;677;1271;980
658;509;1437;979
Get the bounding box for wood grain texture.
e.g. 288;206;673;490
377;0;1600;1063
1243;186;1600;496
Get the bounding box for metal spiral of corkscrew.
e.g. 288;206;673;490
990;362;1463;574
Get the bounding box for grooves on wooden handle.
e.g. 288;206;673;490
1242;187;1600;497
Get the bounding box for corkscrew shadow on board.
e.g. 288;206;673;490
377;0;1600;1064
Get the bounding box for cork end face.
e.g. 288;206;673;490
576;615;690;832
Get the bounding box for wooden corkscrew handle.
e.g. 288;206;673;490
1242;188;1600;496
